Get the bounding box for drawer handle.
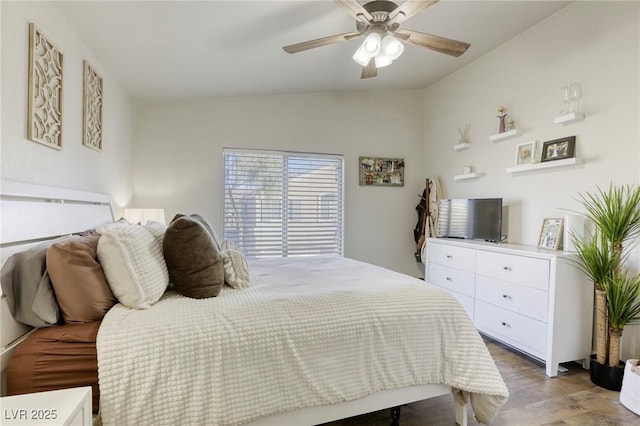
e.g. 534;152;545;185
503;266;512;271
501;322;511;328
446;277;453;281
446;255;453;259
502;294;511;300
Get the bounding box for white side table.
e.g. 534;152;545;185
0;386;91;425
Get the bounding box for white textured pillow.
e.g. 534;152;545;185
97;222;169;309
220;248;250;289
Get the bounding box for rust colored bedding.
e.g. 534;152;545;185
6;321;100;413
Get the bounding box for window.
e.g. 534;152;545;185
318;193;337;221
223;148;344;258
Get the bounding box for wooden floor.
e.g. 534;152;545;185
323;337;640;426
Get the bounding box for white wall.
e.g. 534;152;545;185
0;1;135;206
133;90;425;276
422;2;640;358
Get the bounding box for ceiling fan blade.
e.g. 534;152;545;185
283;32;363;54
361;57;377;79
387;0;439;26
335;0;374;24
396;29;470;57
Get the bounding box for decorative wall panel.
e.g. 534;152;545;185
83;61;103;151
27;23;63;150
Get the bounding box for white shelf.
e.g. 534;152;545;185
489;129;518;142
454;142;471;151
554;112;585;124
506;157;584;173
454;172;484;181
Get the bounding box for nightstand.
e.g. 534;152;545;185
0;386;91;425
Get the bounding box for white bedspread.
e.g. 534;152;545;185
97;256;508;425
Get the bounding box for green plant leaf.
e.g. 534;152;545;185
568;230;618;291
605;272;640;332
577;183;640;257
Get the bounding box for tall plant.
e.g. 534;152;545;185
573;183;640;368
605;272;640;367
570;232;618;364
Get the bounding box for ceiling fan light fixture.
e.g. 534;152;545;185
283;1;470;80
374;53;392;68
381;35;404;60
361;32;381;56
352;46;371;67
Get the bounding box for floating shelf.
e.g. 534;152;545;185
554;112;585;124
489;129;518;142
454;172;484;181
506;158;584;174
454;142;471;151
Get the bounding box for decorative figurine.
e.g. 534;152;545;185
506;117;515;131
458;124;470;144
497;105;508;133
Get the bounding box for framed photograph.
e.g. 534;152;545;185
359;157;404;186
514;141;537;166
540;136;576;162
538;218;563;250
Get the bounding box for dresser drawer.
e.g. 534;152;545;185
476;251;550;291
476;276;548;322
475;300;547;359
428;263;475;297
428;242;475;272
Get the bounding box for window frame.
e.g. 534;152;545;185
222;148;345;259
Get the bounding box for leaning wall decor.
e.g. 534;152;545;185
27;23;63;150
359;157;404;186
83;61;103;151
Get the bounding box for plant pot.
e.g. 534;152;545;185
590;354;625;391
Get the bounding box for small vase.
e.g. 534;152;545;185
498;114;507;133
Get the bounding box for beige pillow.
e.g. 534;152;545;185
221;248;250;289
47;235;116;322
97;222;169;309
163;215;224;298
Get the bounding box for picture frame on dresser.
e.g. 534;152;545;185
538;218;563;250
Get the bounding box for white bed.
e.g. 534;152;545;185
0;180;508;425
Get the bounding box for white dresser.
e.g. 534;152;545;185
427;237;593;377
0;386;92;425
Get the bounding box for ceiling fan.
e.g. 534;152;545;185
283;0;470;79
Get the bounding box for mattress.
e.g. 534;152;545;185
98;256;508;426
6;321;100;413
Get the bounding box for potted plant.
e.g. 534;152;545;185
570;233;616;366
571;183;640;390
605;272;640;370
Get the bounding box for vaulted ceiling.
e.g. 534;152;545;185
53;1;571;102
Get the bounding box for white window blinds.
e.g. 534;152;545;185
223;149;344;259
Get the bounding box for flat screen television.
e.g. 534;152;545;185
437;198;503;242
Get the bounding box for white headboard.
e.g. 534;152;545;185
0;180;114;391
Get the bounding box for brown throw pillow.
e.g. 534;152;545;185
163;215;224;298
47;235;116;322
170;213;221;249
